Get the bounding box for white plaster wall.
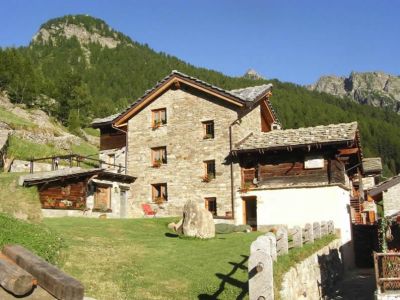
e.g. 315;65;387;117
235;186;352;243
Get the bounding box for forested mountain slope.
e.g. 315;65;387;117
0;14;399;175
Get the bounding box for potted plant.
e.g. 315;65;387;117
152;159;162;168
154;197;164;205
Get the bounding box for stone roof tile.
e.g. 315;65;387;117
234;122;358;151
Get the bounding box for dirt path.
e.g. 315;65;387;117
329;268;376;300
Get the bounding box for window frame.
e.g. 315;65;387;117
203;160;216;181
205;197;217;216
151;183;168;203
202;120;214;139
151;146;167;167
151;108;167;128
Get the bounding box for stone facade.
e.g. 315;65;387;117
279;239;343;300
383;183;400;217
98;146;126;173
126;89;262;217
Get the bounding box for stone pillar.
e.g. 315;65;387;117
264;232;277;261
313;222;321;239
321;221;328;236
303;223;314;244
250;235;270;255
292;226;303;248
248;243;273;300
328;220;335;234
276;227;288;256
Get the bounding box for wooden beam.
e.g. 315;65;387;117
2;245;84;300
0;254;34;296
338;148;359;155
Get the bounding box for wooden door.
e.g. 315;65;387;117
242;196;257;230
95;186;111;210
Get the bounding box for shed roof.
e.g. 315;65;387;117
92;70;277;127
362;157;383;174
367;174;400;197
19;168;104;186
233;122;358;153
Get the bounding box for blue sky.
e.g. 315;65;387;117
0;0;398;85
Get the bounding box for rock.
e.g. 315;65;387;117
168;219;183;234
307;71;400;113
243;69;265;80
182;199;215;239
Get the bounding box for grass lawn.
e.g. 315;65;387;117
45;217;263;300
0;172;42;222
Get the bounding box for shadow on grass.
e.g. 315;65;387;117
164;233;179;238
198;254;249;300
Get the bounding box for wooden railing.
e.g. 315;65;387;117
374;252;400;293
28;153;125;173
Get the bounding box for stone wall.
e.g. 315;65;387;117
99;146;126;173
383;183;400;217
126;88;262;217
279;239;343;300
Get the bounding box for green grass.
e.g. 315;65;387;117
273;234;337;299
0;107;36;129
0;172;42;222
83;127;100;137
7;135;61;160
44;217;263;300
0;213;65;265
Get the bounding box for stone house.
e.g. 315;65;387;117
367;174;400;218
230;122;363;243
92;70;279;218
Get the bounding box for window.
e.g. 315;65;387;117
202;120;214;139
152;183;167;203
205;197;217;216
203;160;216;181
151;147;167;167
152;108;167;128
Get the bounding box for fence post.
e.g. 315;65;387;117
29;159;33;174
276;227;288;256
303;223;314;244
248;243;274;300
313;222;321;239
328;220;334;234
251;236;271;255
292;226;303;248
264;232;277;261
321;221;328;236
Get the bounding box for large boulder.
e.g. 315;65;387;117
182;199;215;239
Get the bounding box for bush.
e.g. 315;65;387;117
0;213;65;265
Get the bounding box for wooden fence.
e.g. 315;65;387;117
28;153;125;173
248;220;334;300
374;252;400;294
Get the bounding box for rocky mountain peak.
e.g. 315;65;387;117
307;71;400;113
32;15;131;49
243;69;265;80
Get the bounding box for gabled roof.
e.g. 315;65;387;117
92;70;276;128
362;157;383;174
367;174;400;197
233;122;359;153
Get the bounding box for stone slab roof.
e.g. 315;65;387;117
233;122;358;152
19;167;104;186
92;70;275;127
367;174;400;197
362;157;383;174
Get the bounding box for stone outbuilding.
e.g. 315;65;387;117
19;167;135;218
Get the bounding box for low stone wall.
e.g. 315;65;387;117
279;239;343;300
